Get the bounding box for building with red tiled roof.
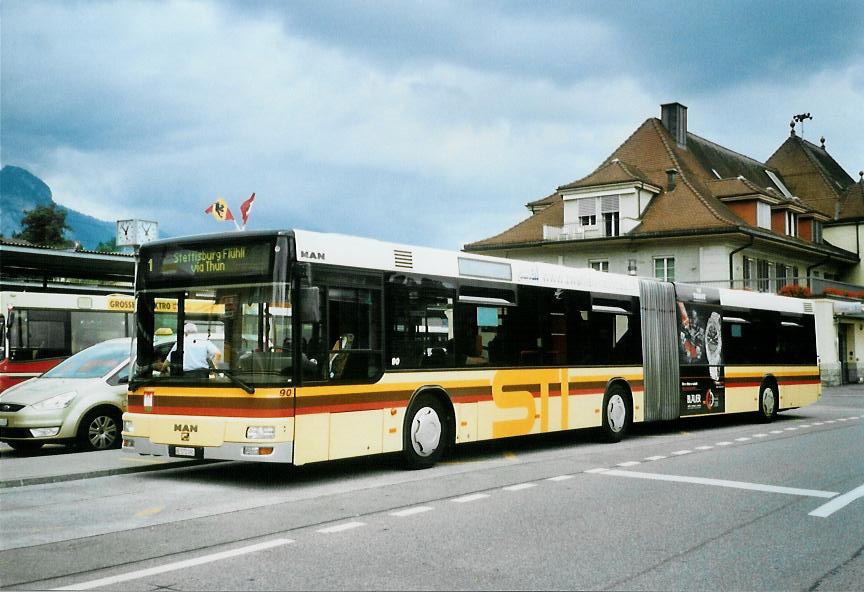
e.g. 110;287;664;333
465;103;856;292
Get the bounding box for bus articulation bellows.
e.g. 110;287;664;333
122;230;820;468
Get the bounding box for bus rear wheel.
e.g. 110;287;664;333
402;394;452;470
602;385;631;443
758;383;778;422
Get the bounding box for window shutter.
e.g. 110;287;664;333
600;195;619;213
578;198;596;216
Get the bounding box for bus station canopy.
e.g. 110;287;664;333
0;239;135;294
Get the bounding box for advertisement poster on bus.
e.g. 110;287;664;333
676;285;724;416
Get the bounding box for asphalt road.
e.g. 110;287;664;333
1;387;862;591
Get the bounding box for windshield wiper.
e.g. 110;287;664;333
221;371;255;394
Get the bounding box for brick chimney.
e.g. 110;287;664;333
661;102;688;148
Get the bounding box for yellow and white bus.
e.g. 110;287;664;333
123;230;820;468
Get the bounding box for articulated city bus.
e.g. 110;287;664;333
123;230;820;468
0;291;136;392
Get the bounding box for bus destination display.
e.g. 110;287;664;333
145;242;272;281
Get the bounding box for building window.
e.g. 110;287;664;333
785;211;798;237
654;257;675;282
776;263;788;290
757;202;771;229
603;212;620;237
743;256;755;290
577;198;597;228
813;221;822;243
792;266;799;285
757;259;769;292
590;260;609;273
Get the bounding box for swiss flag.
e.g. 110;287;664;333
240;192;256;226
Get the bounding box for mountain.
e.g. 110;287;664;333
0;165;116;249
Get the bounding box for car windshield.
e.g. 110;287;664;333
43;340;130;379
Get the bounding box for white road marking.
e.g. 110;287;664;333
799;424;811;428
837;418;848;422
735;437;751;442
592;470;838;498
695;446;714;450
716;441;733;446
547;475;574;482
770;430;783;434
809;483;864;518
617;461;641;467
585;468;609;474
53;539;293;590
644;455;667;461
752;434;768;438
318;522;365;534
503;483;537;491
784;427;799;431
451;493;490;503
390;507;433;518
825;420;836;424
812;422;823;426
671;450;692;456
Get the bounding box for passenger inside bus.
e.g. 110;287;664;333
164;322;222;378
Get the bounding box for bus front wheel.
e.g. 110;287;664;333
758;382;778;422
402;394;452;470
602;385;631;443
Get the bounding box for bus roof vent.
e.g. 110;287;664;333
394;249;414;269
803;302;814;314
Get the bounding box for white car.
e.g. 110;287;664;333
0;338;169;452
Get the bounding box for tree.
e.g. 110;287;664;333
96;236;118;253
14;204;72;247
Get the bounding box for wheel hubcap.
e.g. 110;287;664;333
607;394;626;432
762;388;776;416
410;406;441;457
88;416;118;449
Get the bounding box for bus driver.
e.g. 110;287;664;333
164;322;221;378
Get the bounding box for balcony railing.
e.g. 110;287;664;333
543;223;612;241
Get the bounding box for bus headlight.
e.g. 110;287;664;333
246;426;275;440
123;420;134;433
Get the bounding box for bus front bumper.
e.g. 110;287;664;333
122;436;294;463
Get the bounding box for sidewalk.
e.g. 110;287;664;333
0;446;212;489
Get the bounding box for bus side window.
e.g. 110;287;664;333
324;287;383;382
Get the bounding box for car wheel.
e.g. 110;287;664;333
6;440;45;452
77;408;122;451
757;383;778;422
402;394;452;470
602;385;631;443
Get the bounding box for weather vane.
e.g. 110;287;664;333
790;113;812;138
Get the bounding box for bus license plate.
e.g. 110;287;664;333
174;446;197;458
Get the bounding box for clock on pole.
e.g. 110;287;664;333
116;219;158;247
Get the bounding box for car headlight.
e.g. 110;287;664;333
31;391;77;410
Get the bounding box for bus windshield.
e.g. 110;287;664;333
132;282;293;387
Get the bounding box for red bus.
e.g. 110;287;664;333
0;291;135;392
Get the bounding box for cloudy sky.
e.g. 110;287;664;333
2;0;862;249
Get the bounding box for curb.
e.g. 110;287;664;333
0;459;220;489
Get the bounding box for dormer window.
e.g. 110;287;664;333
757;201;771;229
785;211;798;237
813;220;823;243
